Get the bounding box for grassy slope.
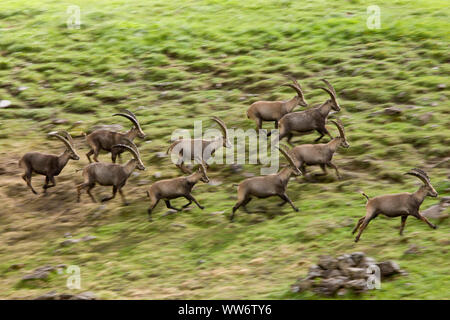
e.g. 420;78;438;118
0;0;449;299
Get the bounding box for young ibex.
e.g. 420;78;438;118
353;168;438;242
230;147;302;221
289;120;349;179
77;141;145;205
271;79;340;144
146;163;209;221
166;116;231;173
247;76;307;130
85;109;145;163
19;131;80;194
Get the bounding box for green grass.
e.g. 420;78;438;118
0;0;449;299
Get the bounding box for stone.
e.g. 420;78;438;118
384;107;402;116
306;264;323;279
72;291;96;300
359;257;377;269
377;261;401;278
345;279;367;293
0;100;11;108
318;255;338;270
313;277;346;296
337;254;356;272
60;239;81;247
350;252;365;266
291;278;313;293
346;267;366;280
34;291;58;300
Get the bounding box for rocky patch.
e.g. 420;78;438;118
291;252;406;297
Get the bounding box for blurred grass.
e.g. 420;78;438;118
0;0;449;299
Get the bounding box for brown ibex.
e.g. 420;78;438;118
270;79;340;144
166;116;231;173
230;147;302;221
77;141;145;205
19;131;79;194
247;76;307;130
289;120;349;179
85;109;145;163
146;163;209;221
353;168;438;242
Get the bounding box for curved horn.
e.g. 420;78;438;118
121;109;137;120
321;79;336;97
405;168;431;186
211;116;228;141
320;87;338;105
113;113;144;135
329;120;346;140
198;162;208;177
113;144;143;164
285;75;302;91
282;83;305;99
48;132;77;154
57;130;74;146
277;146;299;171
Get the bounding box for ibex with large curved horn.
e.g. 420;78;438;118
353;168;438;242
230;146;302;221
166;116;231;173
19;131;80;194
77;141;145;205
85;109;146;163
146;163;210;221
289;120;349;179
247;76;307;130
270;79;340;144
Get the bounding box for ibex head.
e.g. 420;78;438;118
197;163;210;183
405;168;438;197
113;110;146;139
48;131;80;160
211;116;231;148
113;142;146;170
320;79;340;111
283;75;307;107
329;120;349;148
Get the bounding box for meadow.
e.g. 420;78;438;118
0;0;449;299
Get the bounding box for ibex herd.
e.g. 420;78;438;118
18;76;440;242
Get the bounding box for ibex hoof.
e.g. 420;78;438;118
294;208;299;212
199;206;205;210
433;225;438;229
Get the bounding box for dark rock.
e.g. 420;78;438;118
230;164;243;173
346;267;366;280
60;239;81;247
384;107;402;116
306;264;323;279
359;257;377;269
72;291;96;300
291;278;313;293
34;291;58;300
313;277;346;296
345;279;368;293
318;255;338;270
377;261;401;278
337;254;356;272
350;252;365;266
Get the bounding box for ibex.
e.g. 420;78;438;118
289;120;349;179
353;168;438;242
146;163;209;221
77;141;145;205
247;76;307;130
166;116;231;173
85;109;145;163
230;147;302;221
270;79;340;144
19;131;79;194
